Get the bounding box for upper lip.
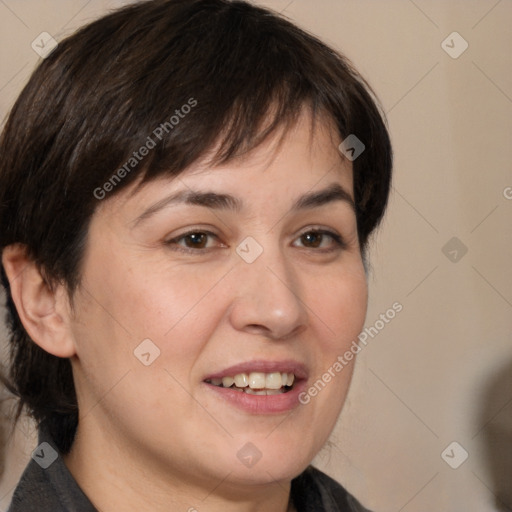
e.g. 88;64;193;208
204;359;308;381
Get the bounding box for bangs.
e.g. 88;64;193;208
82;0;362;190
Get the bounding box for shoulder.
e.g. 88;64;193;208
8;457;67;512
291;465;374;512
8;456;97;512
7;426;97;512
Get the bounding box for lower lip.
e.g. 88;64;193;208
204;380;307;414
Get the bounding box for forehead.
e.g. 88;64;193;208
99;109;352;219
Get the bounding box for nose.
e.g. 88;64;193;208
228;243;308;341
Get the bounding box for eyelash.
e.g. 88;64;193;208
164;228;347;254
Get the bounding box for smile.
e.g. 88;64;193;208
205;372;296;395
203;361;307;413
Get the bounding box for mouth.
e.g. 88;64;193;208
202;360;307;413
205;371;296;395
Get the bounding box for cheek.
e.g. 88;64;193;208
293;261;367;414
74;252;232;389
82;243;224;335
306;263;368;351
291;267;367;461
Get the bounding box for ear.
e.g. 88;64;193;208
2;244;77;358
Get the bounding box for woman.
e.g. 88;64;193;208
0;0;392;510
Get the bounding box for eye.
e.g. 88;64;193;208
165;230;224;252
293;228;346;251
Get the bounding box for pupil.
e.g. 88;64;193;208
303;233;321;247
187;233;206;247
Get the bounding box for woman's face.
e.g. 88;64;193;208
66;110;368;493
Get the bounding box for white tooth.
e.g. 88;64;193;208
222;376;234;388
234;373;249;387
265;372;283;389
211;378;222;386
244;388;266;395
287;374;295;387
248;372;266;389
233;386;243;392
281;373;288;385
266;388;285;395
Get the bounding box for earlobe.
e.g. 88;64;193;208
1;244;77;358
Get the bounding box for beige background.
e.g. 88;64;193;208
0;1;511;511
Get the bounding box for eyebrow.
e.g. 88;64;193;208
132;182;355;227
291;183;355;213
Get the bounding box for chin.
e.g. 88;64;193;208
219;434;320;487
227;459;309;488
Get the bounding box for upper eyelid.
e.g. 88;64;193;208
296;226;338;235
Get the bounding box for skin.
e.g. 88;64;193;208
3;108;368;512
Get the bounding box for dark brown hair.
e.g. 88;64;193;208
0;0;392;454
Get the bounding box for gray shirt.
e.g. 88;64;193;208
8;425;372;512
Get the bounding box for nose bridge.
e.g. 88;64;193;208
229;235;307;339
